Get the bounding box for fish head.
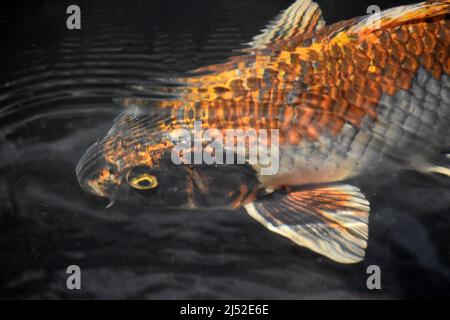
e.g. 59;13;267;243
76;106;259;209
76;138;193;209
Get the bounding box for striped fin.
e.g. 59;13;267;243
250;0;325;49
414;152;450;177
426;166;450;176
245;185;370;264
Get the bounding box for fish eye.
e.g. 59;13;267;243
126;171;158;190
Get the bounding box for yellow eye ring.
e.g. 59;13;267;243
127;173;158;190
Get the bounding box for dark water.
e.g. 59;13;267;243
0;0;449;299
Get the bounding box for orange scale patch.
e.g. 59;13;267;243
380;74;398;96
317;112;334;131
345;88;366;111
435;43;448;65
287;127;302;145
440;22;450;45
407;34;424;56
281;106;294;129
423;28;439;51
429;63;443;80
305;122;323;141
357;78;382;105
341;59;356;76
346;105;365;127
390;39;407;64
332;99;350;117
396;26;410;44
395;71;412;91
372;45;389;68
402;53;420;74
420;51;437;73
296;106;315;128
327;86;341;100
329;117;345;136
247;77;262;90
444;58;450;75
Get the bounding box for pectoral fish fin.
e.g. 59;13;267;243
415;154;450;178
250;0;325;49
426;166;450;177
244;184;370;264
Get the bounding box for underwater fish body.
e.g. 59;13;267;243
77;0;450;263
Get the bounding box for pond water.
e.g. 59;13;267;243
0;0;449;299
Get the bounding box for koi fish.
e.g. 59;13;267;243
76;0;450;263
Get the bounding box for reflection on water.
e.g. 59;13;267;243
0;0;449;299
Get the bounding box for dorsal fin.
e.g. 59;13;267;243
250;0;325;49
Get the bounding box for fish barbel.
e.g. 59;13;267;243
76;0;450;263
